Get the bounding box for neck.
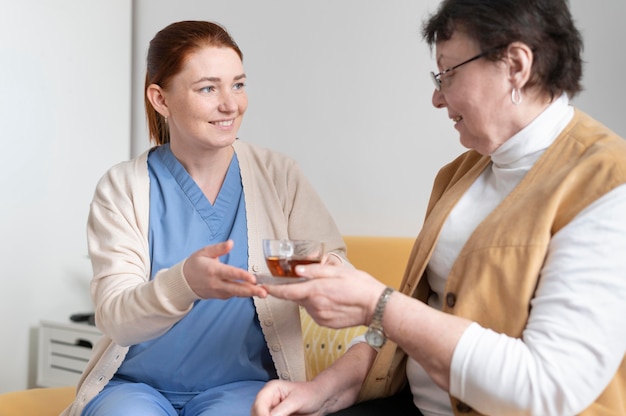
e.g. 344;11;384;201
518;88;554;125
171;143;234;204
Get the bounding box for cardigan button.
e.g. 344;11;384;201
252;264;260;272
264;319;274;327
445;292;457;308
271;344;281;352
280;371;290;380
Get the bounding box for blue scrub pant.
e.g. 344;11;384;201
81;380;266;416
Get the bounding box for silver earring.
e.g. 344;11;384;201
511;88;522;105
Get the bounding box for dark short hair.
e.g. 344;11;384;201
421;0;583;99
144;21;243;145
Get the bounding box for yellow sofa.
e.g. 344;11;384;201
0;236;415;415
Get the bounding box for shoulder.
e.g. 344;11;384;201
93;150;150;202
436;150;487;186
234;140;295;161
563;110;626;178
100;150;149;182
568;110;626;153
234;140;299;172
441;150;484;173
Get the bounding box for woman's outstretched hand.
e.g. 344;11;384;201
183;240;268;299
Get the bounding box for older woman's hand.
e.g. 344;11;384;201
263;263;386;329
322;251;346;266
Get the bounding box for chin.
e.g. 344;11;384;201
216;133;238;145
458;135;473;150
459;133;486;154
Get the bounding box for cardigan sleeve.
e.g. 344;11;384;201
88;153;200;346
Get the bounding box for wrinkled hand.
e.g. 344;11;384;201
183;240;267;299
263;264;385;329
251;379;329;416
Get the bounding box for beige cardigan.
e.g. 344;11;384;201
359;110;626;415
61;140;346;416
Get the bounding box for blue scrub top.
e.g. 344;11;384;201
113;144;276;396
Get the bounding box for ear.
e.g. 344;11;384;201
146;84;169;118
505;42;533;89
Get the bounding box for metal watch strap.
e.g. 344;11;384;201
370;286;394;332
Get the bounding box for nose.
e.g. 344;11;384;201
431;88;446;109
218;91;237;113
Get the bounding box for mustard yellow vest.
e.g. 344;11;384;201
359;110;626;415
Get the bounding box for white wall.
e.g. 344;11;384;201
0;0;131;392
132;0;626;238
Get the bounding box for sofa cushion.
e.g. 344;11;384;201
0;386;74;415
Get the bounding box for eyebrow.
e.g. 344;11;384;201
194;73;247;84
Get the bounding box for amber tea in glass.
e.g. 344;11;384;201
263;239;324;277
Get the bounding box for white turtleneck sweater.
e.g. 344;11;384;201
407;94;626;415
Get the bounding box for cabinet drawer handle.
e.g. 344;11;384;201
75;339;93;349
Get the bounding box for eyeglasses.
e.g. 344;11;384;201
430;45;506;91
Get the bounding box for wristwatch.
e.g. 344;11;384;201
365;287;394;348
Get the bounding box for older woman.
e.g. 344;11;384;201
252;1;626;415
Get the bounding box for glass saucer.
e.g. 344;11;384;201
255;273;309;285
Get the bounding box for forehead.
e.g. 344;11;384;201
435;30;480;65
179;46;244;77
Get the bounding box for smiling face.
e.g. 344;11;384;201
431;31;517;155
151;45;248;155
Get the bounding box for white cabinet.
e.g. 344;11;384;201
37;320;102;387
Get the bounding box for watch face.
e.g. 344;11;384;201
365;328;385;348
